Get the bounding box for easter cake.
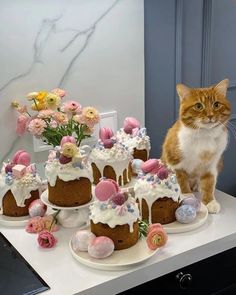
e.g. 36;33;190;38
45;136;93;207
116;117;151;162
90;128;133;186
89;179;139;250
0;150;42;217
134;159;180;224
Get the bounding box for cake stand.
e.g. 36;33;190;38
40;190;93;229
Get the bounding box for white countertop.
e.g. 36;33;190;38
1;189;236;295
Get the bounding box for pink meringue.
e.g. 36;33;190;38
99;127;114;141
60;136;77;147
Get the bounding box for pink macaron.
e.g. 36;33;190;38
95;179;119;202
141;159;160;174
12;150;31;167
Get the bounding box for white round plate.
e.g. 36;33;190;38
69;236;158;271
41;190;94;210
0;214;29;227
163;203;208;233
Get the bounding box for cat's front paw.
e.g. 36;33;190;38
206;199;221;214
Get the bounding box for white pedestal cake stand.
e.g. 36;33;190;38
40;190;93;229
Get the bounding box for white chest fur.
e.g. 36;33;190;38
175;123;228;174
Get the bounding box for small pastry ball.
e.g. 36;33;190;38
71;230;96;252
181;196;201;212
88;236;115;259
28;199;47;217
175;204;197;224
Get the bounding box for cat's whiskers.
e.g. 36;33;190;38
226;120;236;137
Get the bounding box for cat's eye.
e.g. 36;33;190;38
194;102;204;111
213;101;221;109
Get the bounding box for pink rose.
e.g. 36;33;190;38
146;228;168;250
51;88;66;98
37;230;57;248
26;216;45;233
99;127;114;141
42;215;59;232
16;115;29;136
61;101;82;114
28;118;47;136
60;136;76;147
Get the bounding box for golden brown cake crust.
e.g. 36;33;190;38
48;177;92;207
92;162;132;186
90;220;139;250
141;197;179;224
133;148;148;161
3;190;39;217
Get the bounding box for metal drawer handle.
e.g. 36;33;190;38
176;272;193;289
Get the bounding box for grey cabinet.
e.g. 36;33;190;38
145;0;236;197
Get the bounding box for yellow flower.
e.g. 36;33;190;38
27;92;39;101
36;91;48;102
31;101;46;111
81;106;100;128
61;143;78;158
45;93;61;110
11;100;20;108
83;107;98;119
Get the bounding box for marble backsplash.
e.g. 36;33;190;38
0;0;144;165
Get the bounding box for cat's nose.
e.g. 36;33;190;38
207;115;215;122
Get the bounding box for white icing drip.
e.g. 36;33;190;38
134;173;180;223
116;128;151;152
45;160;93;186
0;171;42;214
90;143;132;185
89;197;139;232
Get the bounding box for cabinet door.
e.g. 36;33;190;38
117;247;236;294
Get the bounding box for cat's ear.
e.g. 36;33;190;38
214;79;229;96
176;84;191;101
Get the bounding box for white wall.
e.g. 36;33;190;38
0;0;144;164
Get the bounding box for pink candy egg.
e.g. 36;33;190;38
88;236;115;259
181;196;201;212
28;199;47;217
60;136;76;147
95;179;119;201
103;139;114;149
141;159;159;174
157;167;169;180
12;150;31;166
59;154;72;164
123;125;133;134
71;230;96;252
99;127;114;141
111;192;126;205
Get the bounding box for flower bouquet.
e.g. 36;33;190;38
12;88;100;147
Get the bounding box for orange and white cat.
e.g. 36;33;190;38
161;79;231;213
